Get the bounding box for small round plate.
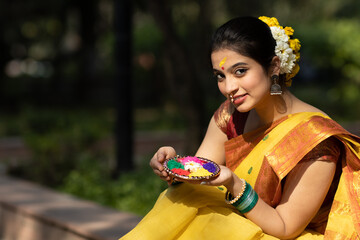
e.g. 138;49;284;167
163;156;221;180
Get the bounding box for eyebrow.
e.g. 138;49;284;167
213;62;248;72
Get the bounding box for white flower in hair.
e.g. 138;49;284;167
259;16;301;86
269;26;296;74
270;27;289;42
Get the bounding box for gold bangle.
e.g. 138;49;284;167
225;178;246;205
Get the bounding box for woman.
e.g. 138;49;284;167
120;16;360;239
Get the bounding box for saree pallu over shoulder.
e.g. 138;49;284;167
225;112;360;239
264;114;357;179
263;113;360;239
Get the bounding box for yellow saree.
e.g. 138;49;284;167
120;112;360;240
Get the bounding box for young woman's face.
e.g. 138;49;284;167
211;48;272;112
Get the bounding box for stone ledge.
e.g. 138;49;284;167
0;175;141;240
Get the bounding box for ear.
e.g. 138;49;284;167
269;56;281;76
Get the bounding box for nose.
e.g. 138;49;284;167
224;77;238;96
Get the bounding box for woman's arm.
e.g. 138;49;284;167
221;159;336;239
195;116;228;165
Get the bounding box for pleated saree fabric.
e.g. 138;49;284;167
120;108;360;239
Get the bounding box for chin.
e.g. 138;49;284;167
233;104;253;113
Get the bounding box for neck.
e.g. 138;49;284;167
254;91;294;125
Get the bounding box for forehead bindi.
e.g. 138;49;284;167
219;57;227;70
212;49;253;70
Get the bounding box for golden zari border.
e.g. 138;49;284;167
266;116;346;180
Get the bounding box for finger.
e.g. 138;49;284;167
160;176;171;181
150;154;165;171
153;169;168;177
158;147;176;161
156;152;169;169
151;160;164;171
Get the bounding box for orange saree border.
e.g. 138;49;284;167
342;164;360;237
265;116;347;179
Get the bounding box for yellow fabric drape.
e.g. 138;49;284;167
231;112;328;186
120;112;360;240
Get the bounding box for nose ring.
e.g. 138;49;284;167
229;94;234;103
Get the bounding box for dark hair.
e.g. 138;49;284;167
211;16;276;72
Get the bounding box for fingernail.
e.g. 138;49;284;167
200;181;207;185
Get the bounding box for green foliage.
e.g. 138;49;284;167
133;14;163;53
294;19;360;120
59;156;168;216
5;107;114;187
135;106;186;131
1;107;170;215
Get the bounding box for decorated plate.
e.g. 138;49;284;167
163;156;221;180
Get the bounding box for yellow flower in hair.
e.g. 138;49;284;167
259;16;280;27
259;16;301;82
284;27;294;36
285;79;293;87
289;39;301;52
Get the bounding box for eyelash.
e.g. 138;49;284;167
235;68;247;75
214;73;224;81
214;68;248;81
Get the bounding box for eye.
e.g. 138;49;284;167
235;68;247;75
214;72;225;81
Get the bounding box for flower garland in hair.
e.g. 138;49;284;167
259;16;301;87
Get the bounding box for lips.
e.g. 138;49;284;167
231;94;247;105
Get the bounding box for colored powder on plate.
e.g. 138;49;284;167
172;168;190;176
188;168;212;177
203;162;217;173
181;156;203;164
184;161;202;172
167;159;184;170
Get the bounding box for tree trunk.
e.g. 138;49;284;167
147;0;207;154
113;0;134;175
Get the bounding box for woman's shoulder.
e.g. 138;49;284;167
291;98;328;117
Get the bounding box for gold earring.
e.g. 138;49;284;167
270;75;282;95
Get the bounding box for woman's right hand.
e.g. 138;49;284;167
150;146;177;184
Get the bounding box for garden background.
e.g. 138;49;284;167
0;0;360;216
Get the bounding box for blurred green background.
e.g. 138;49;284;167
0;0;359;216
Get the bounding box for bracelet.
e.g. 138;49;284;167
225;181;259;214
225;178;246;205
235;182;259;214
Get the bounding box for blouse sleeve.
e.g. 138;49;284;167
301;136;341;163
213;100;234;134
214;100;249;139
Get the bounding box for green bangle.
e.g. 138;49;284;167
240;189;258;214
236;182;258;214
232;183;259;214
225;181;259;214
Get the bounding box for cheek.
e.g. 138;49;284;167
244;73;270;92
217;82;227;97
